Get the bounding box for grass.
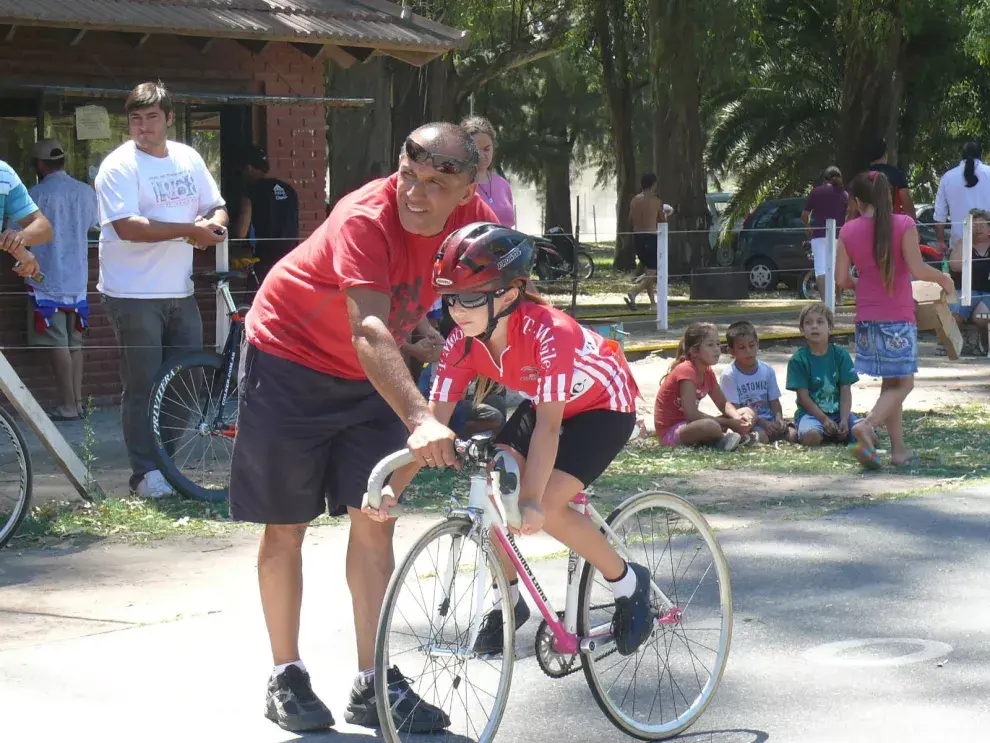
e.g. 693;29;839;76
8;405;988;548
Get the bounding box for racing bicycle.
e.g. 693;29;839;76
364;435;732;741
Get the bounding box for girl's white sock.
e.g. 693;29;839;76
607;562;638;599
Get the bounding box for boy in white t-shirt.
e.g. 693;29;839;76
95;82;228;498
720;321;795;444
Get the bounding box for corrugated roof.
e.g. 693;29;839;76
0;0;467;54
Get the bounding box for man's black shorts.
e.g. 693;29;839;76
494;401;635;487
634;233;658;271
229;343;407;524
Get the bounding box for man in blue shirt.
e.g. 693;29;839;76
28;140;100;420
0;159;50;279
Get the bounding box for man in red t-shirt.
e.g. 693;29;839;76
230;122;497;734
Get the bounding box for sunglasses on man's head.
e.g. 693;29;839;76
442;288;508;309
404;138;476;176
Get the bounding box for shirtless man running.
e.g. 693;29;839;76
625;172;666;309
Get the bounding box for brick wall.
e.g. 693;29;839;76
0;28;329;406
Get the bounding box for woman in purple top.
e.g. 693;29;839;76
461;116;515;227
836;171;954;468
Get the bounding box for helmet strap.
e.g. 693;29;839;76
479;290;523;342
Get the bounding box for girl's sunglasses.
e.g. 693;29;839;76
442;288;508;309
404;138;476;176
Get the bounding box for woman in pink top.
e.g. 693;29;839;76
836;171;954;467
461;116;515;227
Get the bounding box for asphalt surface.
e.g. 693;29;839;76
1;487;989;742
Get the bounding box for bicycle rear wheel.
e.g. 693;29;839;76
375;518;514;743
579;491;732;740
148;350;238;502
0;407;32;549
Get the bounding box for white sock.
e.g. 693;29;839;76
274;660;305;675
492;580;521;611
607;563;638;599
358;667;374;685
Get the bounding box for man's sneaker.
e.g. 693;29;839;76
612;563;655;656
473;595;531;655
132;470;175;499
344;666;450;733
264;664;335;732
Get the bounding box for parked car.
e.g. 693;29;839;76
732;197;810;292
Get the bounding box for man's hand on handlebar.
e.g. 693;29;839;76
407;417;458;469
363;485;401;522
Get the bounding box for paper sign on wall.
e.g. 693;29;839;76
75;105;111;140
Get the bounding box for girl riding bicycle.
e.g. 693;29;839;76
367;222;654;657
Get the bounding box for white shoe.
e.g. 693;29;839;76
133;470;175;499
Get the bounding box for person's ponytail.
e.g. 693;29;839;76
871;172;895;294
963;141;981;188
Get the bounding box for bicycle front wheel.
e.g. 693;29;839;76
375;518;514;743
0;406;32;549
576;250;596;281
579;491;732;740
148;350;238;502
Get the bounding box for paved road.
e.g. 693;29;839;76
2;489;988;741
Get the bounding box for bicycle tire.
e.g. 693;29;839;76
375;518;514;743
0;406;33;549
578;491;733;740
576;250;596;281
148;350;238;502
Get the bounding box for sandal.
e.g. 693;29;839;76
848;439;881;470
47;410;81;422
891;451;921;468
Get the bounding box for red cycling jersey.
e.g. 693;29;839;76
430;301;638;417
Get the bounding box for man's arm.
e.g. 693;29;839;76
200;205;228;228
234;196;252;241
0;211;50;279
346;287;456;467
11;210;53;247
898;181;916;218
111;216;224;246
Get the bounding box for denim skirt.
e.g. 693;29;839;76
854;321;918;378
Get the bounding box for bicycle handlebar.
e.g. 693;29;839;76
361;435;500;515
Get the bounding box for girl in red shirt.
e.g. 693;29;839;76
654;322;751;450
369;222;653;658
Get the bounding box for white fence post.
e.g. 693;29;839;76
824;218;837;313
961;211;973;308
215;237;230;352
656;222;669;330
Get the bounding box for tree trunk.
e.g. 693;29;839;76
542;155;572;235
840;0;903;174
592;2;638;271
652;0;709;275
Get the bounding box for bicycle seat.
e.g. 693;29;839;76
190;270;246;284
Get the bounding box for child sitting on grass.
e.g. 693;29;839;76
786;303;873;447
654;322;751;451
720;321;795;444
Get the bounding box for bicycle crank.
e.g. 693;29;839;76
535;612;582;678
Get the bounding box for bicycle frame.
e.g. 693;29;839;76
444;470;684;659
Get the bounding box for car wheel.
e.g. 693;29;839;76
800;271;819;300
747;258;777;291
715;244;734;267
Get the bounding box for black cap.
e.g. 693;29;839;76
242;145;269;173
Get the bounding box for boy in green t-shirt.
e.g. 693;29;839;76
786;303;873;446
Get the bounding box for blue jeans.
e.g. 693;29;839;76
949;291;990;321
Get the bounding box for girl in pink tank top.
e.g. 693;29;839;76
836;172;954;468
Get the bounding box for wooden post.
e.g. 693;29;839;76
825;218;837;313
215;237;230;352
570;196;581;317
656;222;669;330
0;352;102;501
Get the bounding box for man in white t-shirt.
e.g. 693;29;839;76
95;82;228;498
